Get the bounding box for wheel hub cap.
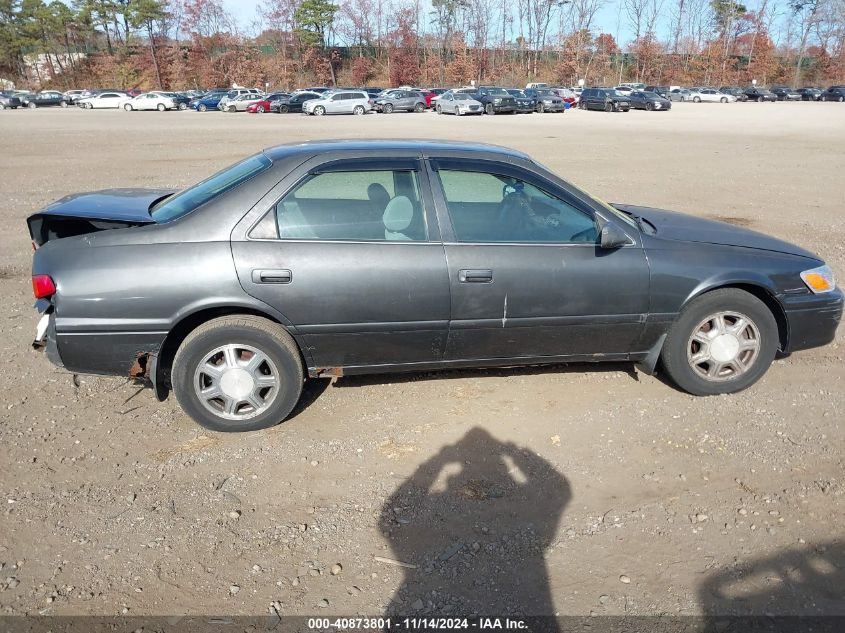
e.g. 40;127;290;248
687;311;761;382
220;368;255;399
194;344;280;420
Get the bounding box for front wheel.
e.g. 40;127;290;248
124;103;133;111
485;103;494;115
660;289;778;396
198;103;207;112
172;316;305;432
414;102;425;113
279;104;289;113
179;103;187;110
720;97;727;103
313;105;325;116
61;101;68;108
157;103;166;111
257;105;265;113
383;103;394;114
436;105;442;115
353;105;365;115
693;96;701;103
536;102;545;113
645;102;653;111
28;102;36;109
758;96;764;103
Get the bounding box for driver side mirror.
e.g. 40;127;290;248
600;223;631;249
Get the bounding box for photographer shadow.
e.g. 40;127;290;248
379;427;570;621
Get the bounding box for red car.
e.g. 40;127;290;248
422;88;447;108
246;99;272;113
126;89;143;97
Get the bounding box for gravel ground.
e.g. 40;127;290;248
0;103;843;619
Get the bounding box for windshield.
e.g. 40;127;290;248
151;154;272;223
487;88;509;96
642;92;660;99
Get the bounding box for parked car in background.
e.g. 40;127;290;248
627;90;672;111
579;88;631;112
552;87;578;107
126;89;143;97
506;89;536;113
718;87;748;101
76;91;128;109
667;88;690;102
525;82;550;90
303;90;371;115
0;91;22;109
435;91;483;115
425;88;447;107
121;92;177;111
771;87;801;101
245;92;289;113
796;87;822;101
820;86;845;102
191;91;227;111
221;94;265;112
743;87;777;102
219;88;262;108
644;86;672;100
471;86;517;115
272;91;321;113
523;88;565;112
159;91;191;110
63;90;86;104
375;89;427;113
691;88;736;103
27;140;842;431
21;91;69;108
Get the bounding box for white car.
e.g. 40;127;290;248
303;90;371;115
690;88;737;103
76;92;128;109
121;92;177;111
435;91;483;115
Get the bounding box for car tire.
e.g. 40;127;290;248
313;105;325;116
720;97;727;103
645;102;653;111
485;103;494;115
157;103;166;111
227;105;236;112
198;103;207;112
383;103;394;114
414;102;425;113
605;102;613;112
693;96;701;103
758;96;764;103
353;105;365;115
124;103;133;111
179;103;187;110
660;289;778;397
28;102;36;109
436;105;442;115
61;101;68;108
257;105;265;113
0;104;5;110
537;102;545;113
172;315;305;432
839;96;844;102
279;104;289;113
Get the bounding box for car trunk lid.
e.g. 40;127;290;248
27;188;173;247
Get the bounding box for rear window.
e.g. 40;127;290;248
151;154;272;223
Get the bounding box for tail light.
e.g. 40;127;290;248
32;274;56;299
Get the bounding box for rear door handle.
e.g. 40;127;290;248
252;269;292;284
459;269;493;283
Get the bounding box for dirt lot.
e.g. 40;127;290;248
0;103;843;621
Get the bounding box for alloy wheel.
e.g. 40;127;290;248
687;311;761;382
193;344;280;421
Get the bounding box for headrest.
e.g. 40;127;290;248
382;196;414;232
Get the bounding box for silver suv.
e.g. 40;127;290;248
303;90;372;116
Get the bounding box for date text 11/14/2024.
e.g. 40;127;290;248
307;618;529;630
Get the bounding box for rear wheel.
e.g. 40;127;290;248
353;105;365;115
839;96;844;102
414;102;425;113
198;103;207;112
279;104;289;113
257;105;265;113
720;97;727;103
537;102;545;113
28;102;36;109
157;103;166;111
436;104;442;115
61;101;68;108
693;96;701;103
179;102;187;110
645;102;653;111
383;103;394;114
0;104;5;110
124;103;133;111
172;316;304;432
485;103;494;115
758;96;764;102
660;289;778;396
605;102;613;112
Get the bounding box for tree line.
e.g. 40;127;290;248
1;0;843;91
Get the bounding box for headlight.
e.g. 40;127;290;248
800;265;836;293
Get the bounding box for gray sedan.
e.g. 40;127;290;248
28;141;842;431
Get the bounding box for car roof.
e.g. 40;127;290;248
263;140;531;162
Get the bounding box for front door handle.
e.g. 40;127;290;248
459;269;493;283
252;269;292;284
